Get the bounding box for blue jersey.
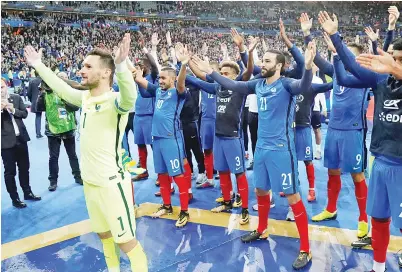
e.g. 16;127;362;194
255;78;299;150
330;73;368;130
135;87;155;116
201;90;216;119
152;88;187;138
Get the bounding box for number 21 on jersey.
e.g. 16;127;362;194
260;97;267;111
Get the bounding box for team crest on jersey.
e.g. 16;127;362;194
270;88;277;93
296;95;304;103
167;91;172;97
95;104;101;111
295;104;300;112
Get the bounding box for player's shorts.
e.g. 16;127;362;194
83;175;136;244
311;111;322;129
134;114;152;145
367;155;402;229
253;148;299;195
152;134;186;176
200;118;215;150
295;126;313;161
324;128;364;173
213;136;246;174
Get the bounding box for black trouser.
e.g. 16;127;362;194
183;121;205;174
35;112;42;136
248;111;258;156
242;106;249;152
48;135;81;184
1;139;32;201
124;112;135;157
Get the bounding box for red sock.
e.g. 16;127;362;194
326;174;341;213
371;218;391;263
291;200;310;253
183;162;192;190
204;151;214;179
236;174;249;208
173;175;189;211
138;146;148;169
306;164;315;190
257;194;270;234
354;180;368;222
219;171;232;201
158;174;171;205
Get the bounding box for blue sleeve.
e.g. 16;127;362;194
176;62;182;76
372;40;379;55
240;51;262;75
185;75;218;94
383;30;394;52
304;35;334;76
282;69;313;95
330;32;387;88
312;82;333;94
140;82;157;98
209;71;258;95
333;56;370;88
237;59;245;73
286;44;304;79
205;74;215;83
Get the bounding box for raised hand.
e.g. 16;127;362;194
175;43;190;64
388;6;400;28
24;46;44;67
356;48;396;74
300;13;313;35
305;40;317;70
323;32;336;53
318;11;338;35
279;18;292;48
191;55;213;74
364;26;379;42
230;28;244;48
151;33;160;47
248;36;259;52
114;33;131;65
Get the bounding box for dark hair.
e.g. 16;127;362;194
283;52;292;63
393;38;402;51
266;50;286;73
347;43;365;55
219;60;240;75
160;66;177;77
86;48;115;87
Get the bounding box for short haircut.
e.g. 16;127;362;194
219;60;240;75
393;37;402;51
283;52;292;63
86;48;115;86
266;50;286;73
347;43;365;55
160;66;177;77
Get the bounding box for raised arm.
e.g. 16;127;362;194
384;6;399;51
133;69;157;98
176;44;189;94
24;46;83;107
241;36;258;81
284;41;315;95
312;82;333;94
185;75;218;94
318;11;385;88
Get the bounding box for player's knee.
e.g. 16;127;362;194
204;149;212;155
286;192;300;205
372;217;391;223
255;188;269;196
235;172;245;178
98;231;113;240
328;169;341;176
304;160;312;166
351;172;365;182
118;238;138;254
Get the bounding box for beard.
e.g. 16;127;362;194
261;67;276;78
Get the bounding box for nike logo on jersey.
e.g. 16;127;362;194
117;231;127;238
283;186;291;190
353;167;360;170
236;166;242;171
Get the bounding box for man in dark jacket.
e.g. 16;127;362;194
36;78;83;191
1;78;41;208
27;76;43;138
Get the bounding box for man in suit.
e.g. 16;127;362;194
27;76;43;138
1;78;41;208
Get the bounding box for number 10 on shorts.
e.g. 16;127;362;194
170;159;180;170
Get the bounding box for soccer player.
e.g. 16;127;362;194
24;34;148;272
319;10;402;272
133;49;191;228
192;40;316;269
184;42;257;224
131;49;159;182
301;13;370;242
